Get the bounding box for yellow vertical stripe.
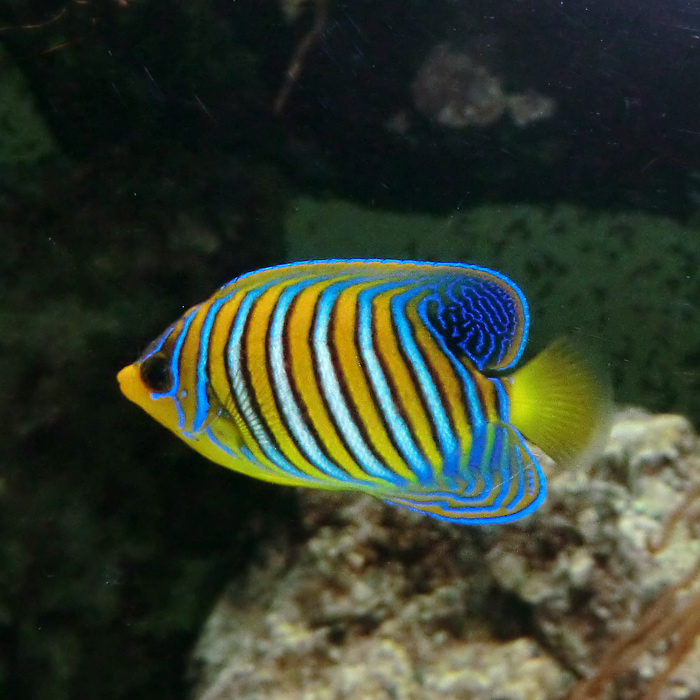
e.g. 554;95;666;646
472;372;500;422
332;281;415;482
244;282;330;481
207;290;244;416
195;290;301;484
405;303;473;474
177;302;211;434
372;288;442;468
286;279;380;483
207;292;263;452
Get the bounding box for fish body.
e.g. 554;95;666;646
118;259;609;524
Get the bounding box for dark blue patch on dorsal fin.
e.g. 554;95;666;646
424;277;522;371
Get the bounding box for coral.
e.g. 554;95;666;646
190;409;700;700
286;197;700;423
567;555;700;700
412;45;506;128
507;90;557;128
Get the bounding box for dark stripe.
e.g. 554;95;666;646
393;303;447;459
348;291;409;476
279;288;356;479
206;298;236;418
258;285;308;465
236;295;267;442
222;288;312;482
194;297;231;432
316;285;405;483
371;299;431;468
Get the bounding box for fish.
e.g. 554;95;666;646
117;259;610;524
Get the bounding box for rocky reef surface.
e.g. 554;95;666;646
190;410;700;700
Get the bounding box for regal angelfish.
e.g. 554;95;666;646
117;259;610;524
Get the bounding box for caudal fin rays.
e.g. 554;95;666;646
508;337;612;465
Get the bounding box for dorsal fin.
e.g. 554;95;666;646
423;274;528;371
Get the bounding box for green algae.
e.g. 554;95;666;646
288;196;700;420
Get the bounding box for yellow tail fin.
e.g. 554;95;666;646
508;337;612;464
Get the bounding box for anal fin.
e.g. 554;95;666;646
382;423;546;525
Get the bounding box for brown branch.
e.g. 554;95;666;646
274;0;329;114
650;479;700;553
567;547;700;699
0;3;73;33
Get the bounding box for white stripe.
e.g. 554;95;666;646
268;279;352;483
392;287;457;468
313;280;404;485
357;281;432;484
226;284;317;483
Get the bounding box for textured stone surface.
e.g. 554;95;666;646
190;410;700;700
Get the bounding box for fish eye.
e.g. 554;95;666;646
140;352;173;393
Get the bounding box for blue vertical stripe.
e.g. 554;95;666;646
268;278;354;482
313;279;405;484
150;306;199;434
391;286;457;471
192;293;236;434
357;281;433;484
226;282;319;484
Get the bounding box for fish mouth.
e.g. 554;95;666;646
117;362;180;434
117;364;141;403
